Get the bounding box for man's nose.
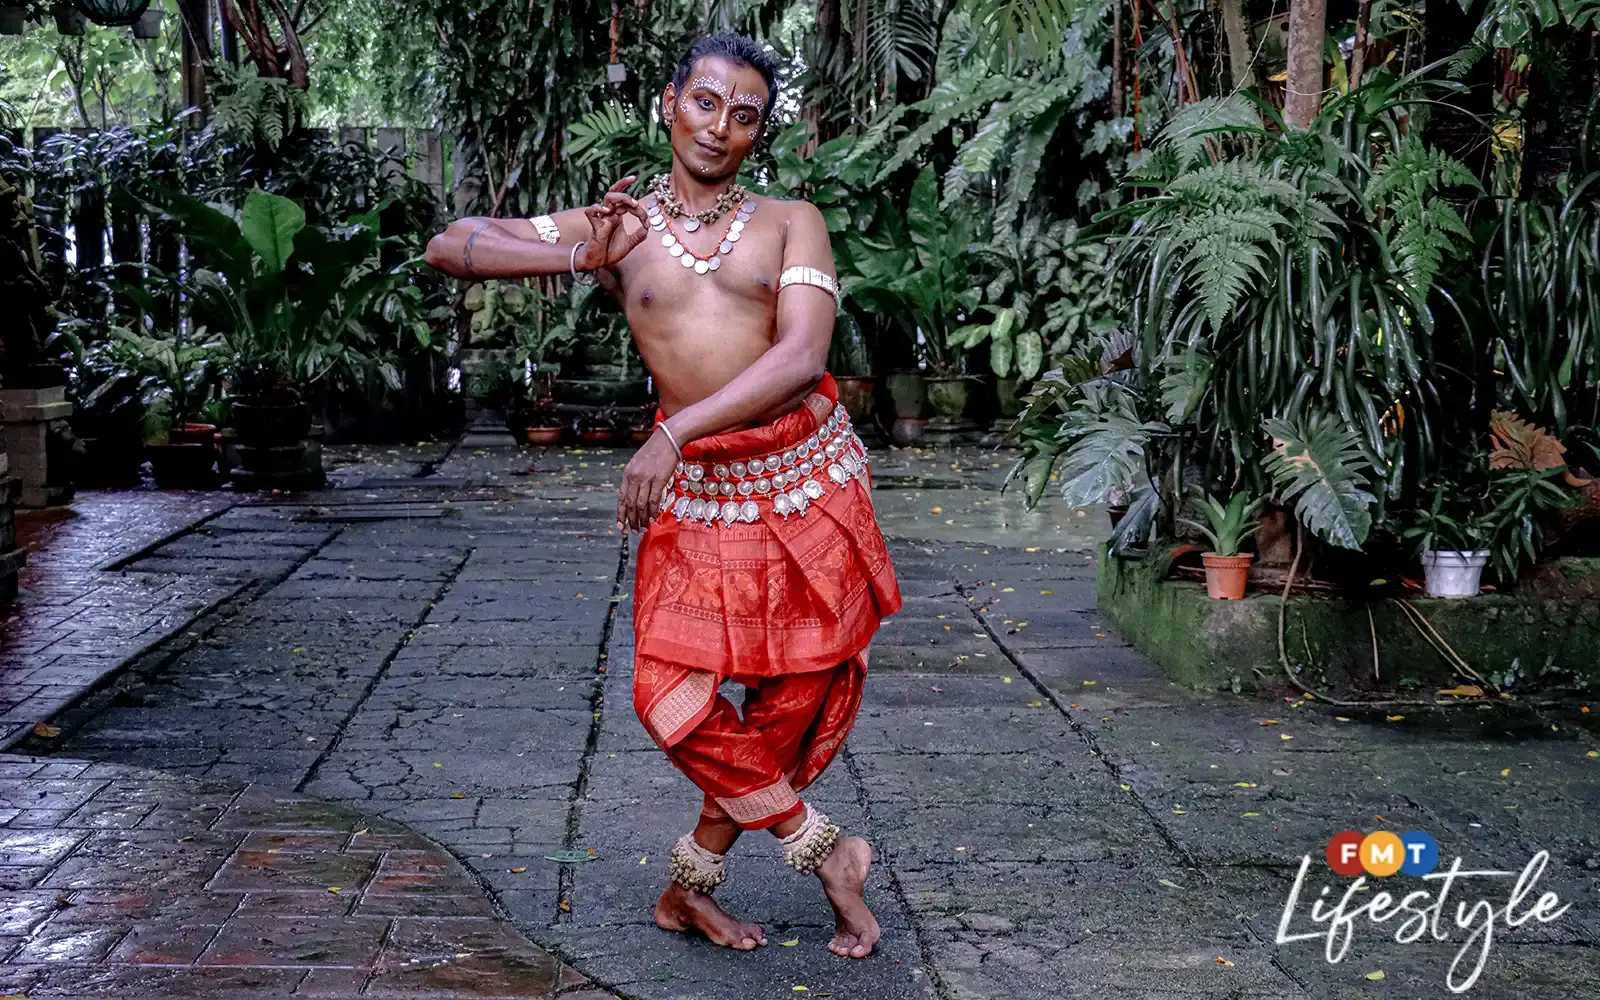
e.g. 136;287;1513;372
710;105;732;138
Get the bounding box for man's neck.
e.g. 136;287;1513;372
668;162;739;214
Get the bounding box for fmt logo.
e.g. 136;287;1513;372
1325;830;1440;877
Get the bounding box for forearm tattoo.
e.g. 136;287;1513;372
462;220;493;277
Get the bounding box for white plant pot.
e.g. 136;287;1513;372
1420;550;1490;598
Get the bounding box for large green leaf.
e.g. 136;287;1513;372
1015;330;1045;380
1056;387;1168;508
241;188;307;275
1261;413;1378;549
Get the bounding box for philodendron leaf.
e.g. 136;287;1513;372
1015;330;1044;380
241;188;306;275
990;332;1014;378
1262;413;1377;549
1057;390;1168;508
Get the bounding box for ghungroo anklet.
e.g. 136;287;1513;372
668;833;727;894
780;804;840;874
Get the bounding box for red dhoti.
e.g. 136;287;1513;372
632;374;901;830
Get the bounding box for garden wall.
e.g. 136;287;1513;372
1097;548;1600;697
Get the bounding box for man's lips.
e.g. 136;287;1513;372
695;139;728;157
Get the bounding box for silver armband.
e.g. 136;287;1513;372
778;265;838;298
531;214;561;244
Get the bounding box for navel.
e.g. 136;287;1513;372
639;288;655;307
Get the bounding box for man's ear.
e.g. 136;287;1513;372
661;85;677;125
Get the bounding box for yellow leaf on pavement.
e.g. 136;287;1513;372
781;938;800;947
1500;768;1511;777
1365;970;1386;980
1438;685;1485;698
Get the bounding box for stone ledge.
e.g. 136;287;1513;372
1097;547;1600;696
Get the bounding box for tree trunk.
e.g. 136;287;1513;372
1349;0;1371;89
181;0;211;122
1219;0;1255;91
1284;0;1327;128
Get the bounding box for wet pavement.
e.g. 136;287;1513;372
0;437;1596;998
0;753;604;999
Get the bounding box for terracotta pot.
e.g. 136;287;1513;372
525;426;562;446
581;428;616;444
834;376;876;425
1202;552;1252;600
168;422;217;446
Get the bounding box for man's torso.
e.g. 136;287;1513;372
610;198;809;423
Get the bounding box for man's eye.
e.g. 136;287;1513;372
699;98;714;109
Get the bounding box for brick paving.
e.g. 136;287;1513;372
0;441;1597;998
0;754;606;999
0;492;241;748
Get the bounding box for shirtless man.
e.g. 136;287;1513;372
426;32;900;960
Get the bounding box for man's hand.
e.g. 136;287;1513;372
618;426;680;532
580;176;650;273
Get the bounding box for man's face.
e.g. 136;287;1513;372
664;54;769;182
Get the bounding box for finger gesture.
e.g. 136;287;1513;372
580;176;650;272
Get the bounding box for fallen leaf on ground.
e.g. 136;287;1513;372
1242;812;1261;817
1280;734;1293;741
544;850;598;863
1083;680;1096;686
450;793;466;799
327;887;342;894
1001;677;1013;684
1501;768;1511;777
1365;970;1385;980
1215;957;1234;966
559;899;571;912
30;723;60;738
1589;751;1600;758
781;938;800;947
510;867;526;873
1159;878;1184;889
1233;782;1257;788
1260;719;1280;726
1386;715;1405;722
793;987;809;992
1438;685;1485;698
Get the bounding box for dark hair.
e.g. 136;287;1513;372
671;32;781;126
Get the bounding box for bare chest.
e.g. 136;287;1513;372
616;214;786;317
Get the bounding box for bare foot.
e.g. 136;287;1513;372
818;836;879;958
654;883;766;950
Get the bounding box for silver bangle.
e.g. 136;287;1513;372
657;423;684;459
570;241;597;285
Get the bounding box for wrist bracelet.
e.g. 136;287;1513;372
570;241;598;285
657;423;684;459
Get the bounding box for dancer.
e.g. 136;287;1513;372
426;32;900;959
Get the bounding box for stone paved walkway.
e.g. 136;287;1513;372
1;440;1597;998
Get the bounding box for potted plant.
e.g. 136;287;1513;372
1399;465;1573;598
1182;488;1265;600
113;326;223;489
830;310;876;425
149;187;399;491
839;167;980;438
